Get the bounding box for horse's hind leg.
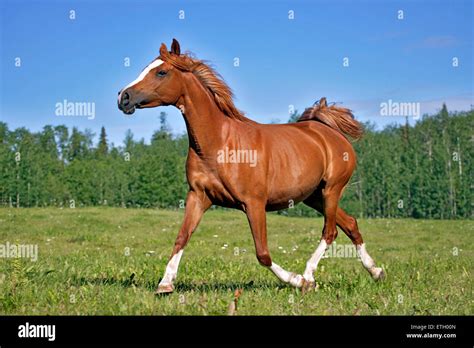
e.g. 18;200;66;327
300;185;342;287
303;190;384;281
335;208;384;280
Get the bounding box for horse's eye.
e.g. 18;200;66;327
157;70;167;76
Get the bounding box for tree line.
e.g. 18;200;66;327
0;106;472;219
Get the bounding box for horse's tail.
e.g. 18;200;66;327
298;97;363;140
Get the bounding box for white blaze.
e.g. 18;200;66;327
118;59;164;102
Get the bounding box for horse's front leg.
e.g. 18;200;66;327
156;190;211;294
245;201;305;288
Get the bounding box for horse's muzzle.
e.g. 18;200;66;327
118;89;136;115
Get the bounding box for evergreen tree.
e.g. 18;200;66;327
97;126;108;156
0;106;471;217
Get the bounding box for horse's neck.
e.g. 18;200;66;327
180;76;228;156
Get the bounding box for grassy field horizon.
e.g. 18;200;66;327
0;207;472;315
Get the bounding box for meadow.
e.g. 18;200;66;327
0;208;472;315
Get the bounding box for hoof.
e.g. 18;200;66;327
371;267;385;281
155;283;174;295
301;279;316;294
289;273;305;288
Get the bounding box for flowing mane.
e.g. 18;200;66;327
159;45;254;123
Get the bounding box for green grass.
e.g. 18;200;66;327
0;207;472;315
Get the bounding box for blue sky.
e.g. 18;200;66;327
1;0;472;146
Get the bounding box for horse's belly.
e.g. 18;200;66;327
265;172;323;211
263;144;325;210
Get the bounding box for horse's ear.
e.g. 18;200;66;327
171;38;181;55
159;43;168;57
319;97;327;107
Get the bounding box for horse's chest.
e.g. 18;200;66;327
187;166;241;206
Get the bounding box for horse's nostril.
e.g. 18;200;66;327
122;92;130;106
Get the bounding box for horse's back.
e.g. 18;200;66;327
237;121;355;207
260;121;357;184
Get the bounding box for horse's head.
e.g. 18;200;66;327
118;39;185;115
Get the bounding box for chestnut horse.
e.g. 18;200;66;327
118;39;384;294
